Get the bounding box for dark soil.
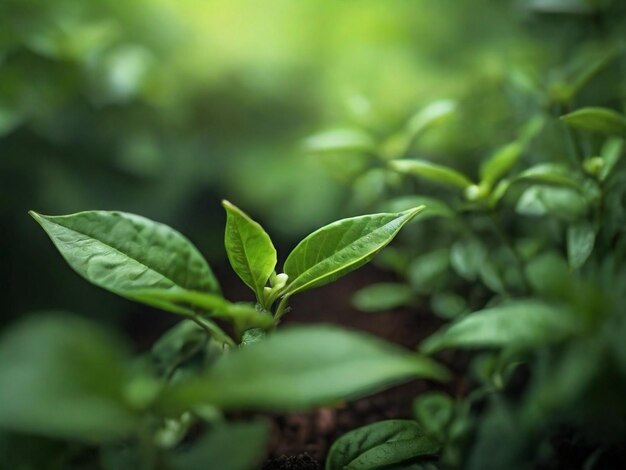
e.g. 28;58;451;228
255;266;459;469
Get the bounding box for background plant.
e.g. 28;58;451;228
309;1;626;468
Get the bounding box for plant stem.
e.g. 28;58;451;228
274;294;291;322
188;314;236;348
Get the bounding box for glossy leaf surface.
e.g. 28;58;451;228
30;211;220;307
283;207;424;295
561;107;626;137
327;420;439;470
222;200;277;299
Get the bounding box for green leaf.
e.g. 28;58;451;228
151;321;208;377
390;160;473;190
0;313;136;441
413;393;454;438
132;288;274;332
383;196;454;220
517;163;580;187
29;211;220;310
450;239;486;281
560;107;626;137
407;249;450;294
283;207;425;296
326;420;439;470
352;283;413;312
170;421;269;470
599;138;623;181
516;185;587;220
303;128;377;154
479;142;523;187
421;300;577;354
567;221;595;269
163;325;448;411
222;200;277;300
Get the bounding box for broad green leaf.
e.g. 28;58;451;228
283;207;425;295
567;221;595;269
0;313;136;441
352;283;413;312
170;421;268;470
480;142;523;187
29;211;220;310
406;100;457;140
162;325;448;411
222;200;277;299
516;185;587;220
383;196;454;220
560;107;626;137
390;160;473;190
326;420;439;470
303;128;377;154
421;300;577;354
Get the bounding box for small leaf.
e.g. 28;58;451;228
517;163;580;187
516;185;587;220
283;207;425;296
599;138;623;181
162;325;448;411
383;196;454;220
422;300;577;354
327;420;439;470
480;142;523;187
450;239;486;281
29;211;220;309
303;128;377;154
222;200;277;300
170;421;269;470
560;107;626;137
0;313;136;441
352;283;413;312
567;221;595;269
390;160;473;190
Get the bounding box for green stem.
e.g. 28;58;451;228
488;211;530;294
187;314;236;348
274;294;292;322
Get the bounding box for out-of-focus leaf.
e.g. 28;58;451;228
480;142;523;187
327;420;439;470
383;196;455;220
0;313;136;441
163;325;448;411
283;207;425;295
599;138;623;181
170;421;269;470
408;249;450;294
516;185;587;220
413;393;454;438
450;239;486;281
352;283;413;312
390;160;473;190
151;321;207;377
430;292;467;320
222;200;277;300
303;129;377;155
29;211;220;313
560;107;626;137
422;300;577;354
567;221;595;269
517;163;579;187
